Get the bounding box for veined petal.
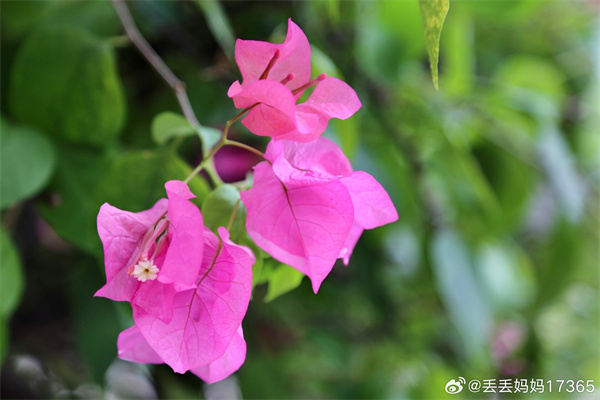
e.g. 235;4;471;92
265;138;352;188
340;171;399;229
133;228;253;373
232;80;298;138
302;76;362;120
191;326;246;384
241;162;354;293
235;19;311;89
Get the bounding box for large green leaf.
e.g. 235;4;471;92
96;150;210;212
38;146;113;256
39;148;209;255
419;0;450;90
10;25;125;147
0;118;56;209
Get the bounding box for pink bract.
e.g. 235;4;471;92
132;227;253;374
117;324;247;385
240;137;398;293
228;19;361;142
95;180;204;323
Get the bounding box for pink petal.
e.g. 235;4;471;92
240;162;354;293
339;221;364;266
117;325;164;365
133;280;177;323
231;80;297;138
158;181;204;288
275;77;361;142
302;76;362;120
234;19;311;90
340;171;398;229
95;199;168;301
191;326;246;384
267;138;353;188
133;228;253;373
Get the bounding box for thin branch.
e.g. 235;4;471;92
111;0;200;128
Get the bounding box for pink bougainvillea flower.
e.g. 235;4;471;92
130;227;253;375
227;19;361;142
240;137;398;293
117;324;247;385
95;180;204;322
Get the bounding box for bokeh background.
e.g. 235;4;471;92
1;1;598;399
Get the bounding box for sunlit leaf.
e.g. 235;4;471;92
265;263;304;302
0;118;56;209
419;0;450;89
151;112;195;145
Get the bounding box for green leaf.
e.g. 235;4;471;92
151;112;195;145
96;150;211;212
0;228;24;317
9;25;125;147
201;184;246;242
151;111;221;156
38;146;112;255
39;148;209;255
431;229;492;363
0;118;56;209
419;0;450;90
264;263;304;302
197;125;222;156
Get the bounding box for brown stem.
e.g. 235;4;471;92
111;0;201;128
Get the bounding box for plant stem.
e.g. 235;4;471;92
111;0;201;129
224;139;265;159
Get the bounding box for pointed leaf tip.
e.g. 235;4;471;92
419;0;450;90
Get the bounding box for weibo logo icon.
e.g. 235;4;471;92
445;377;466;394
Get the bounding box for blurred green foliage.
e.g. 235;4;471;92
1;0;598;399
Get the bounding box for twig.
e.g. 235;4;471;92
111;0;200;128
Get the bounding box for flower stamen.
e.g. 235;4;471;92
280;73;295;85
259;49;281;80
291;73;326;95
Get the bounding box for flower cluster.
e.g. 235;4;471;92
95;181;253;383
233;19;398;292
96;19;396;385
